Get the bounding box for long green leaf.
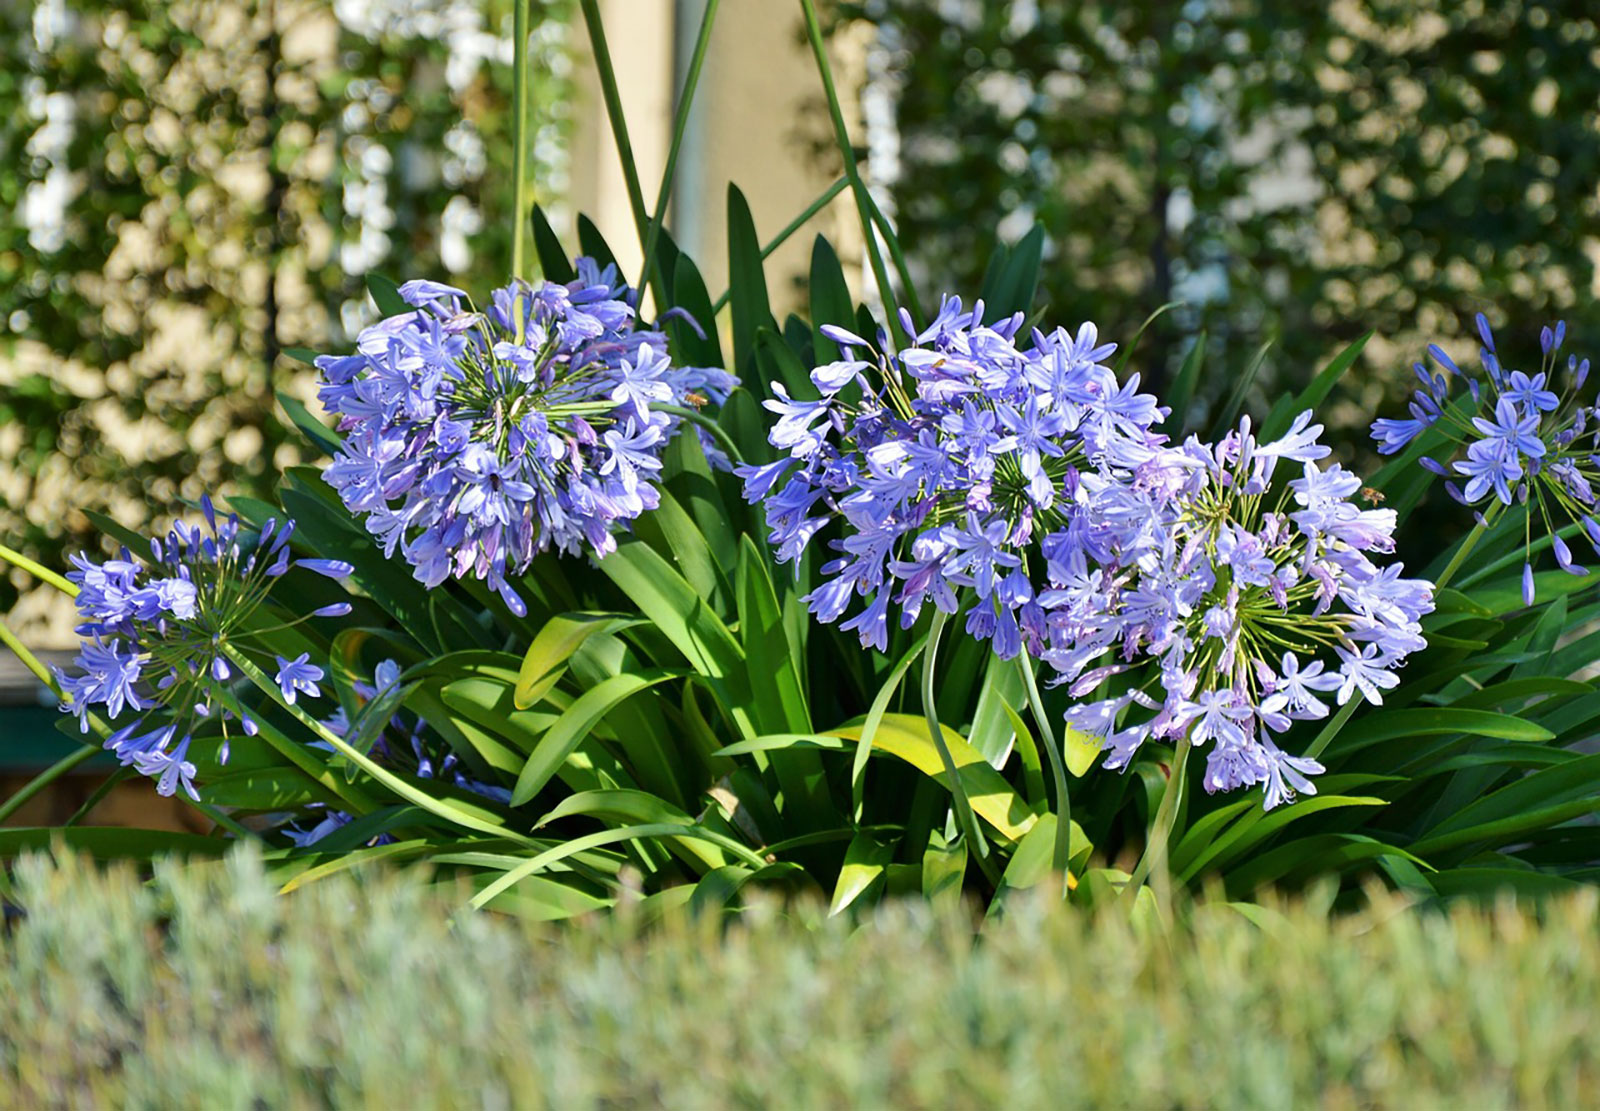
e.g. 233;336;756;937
1261;331;1371;440
829;831;896;916
510;670;685;806
514;612;638;710
470;822;768;908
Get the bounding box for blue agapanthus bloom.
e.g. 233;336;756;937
1371;314;1596;604
739;295;1166;655
1052;415;1434;808
55;498;352;799
316;260;735;615
749;296;1434;809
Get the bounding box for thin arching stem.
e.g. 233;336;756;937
1016;649;1072;897
922;609;999;885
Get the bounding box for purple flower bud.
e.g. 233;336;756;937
1523;562;1536;606
819;323;872;349
1427;343;1460;376
311;602;353;617
1476;312;1496;353
1553;534;1587;576
299;559;354;579
1420;456;1447;476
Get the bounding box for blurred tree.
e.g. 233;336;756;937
833;1;1600;443
0;0;573;637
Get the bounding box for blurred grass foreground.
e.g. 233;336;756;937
3;849;1599;1108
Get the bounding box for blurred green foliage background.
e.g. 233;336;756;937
0;0;572;630
834;0;1600;443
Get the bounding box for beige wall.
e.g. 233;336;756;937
565;1;864;320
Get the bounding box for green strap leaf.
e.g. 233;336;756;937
510;670;686;806
829;713;1039;842
514;612;639;710
366;273;409;317
1261;331;1370;440
829;830;896;916
470;822;768;909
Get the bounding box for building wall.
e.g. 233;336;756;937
565;1;866;318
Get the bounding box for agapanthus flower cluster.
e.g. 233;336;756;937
1372;314;1598;604
747;297;1435;808
739;295;1167;655
317;259;735;614
1050;414;1435;808
55;498;352;799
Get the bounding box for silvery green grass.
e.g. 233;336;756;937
6;2;1600;916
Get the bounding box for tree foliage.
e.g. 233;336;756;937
836;1;1600;432
0;0;573;628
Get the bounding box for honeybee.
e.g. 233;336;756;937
683;390;709;409
1361;486;1386;504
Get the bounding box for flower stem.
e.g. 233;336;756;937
510;0;532;285
635;0;721;305
1435;500;1505;592
797;0;908;344
223;645;540;847
0;618;61;695
1124;731;1192;902
206;672;377;815
0;744;100;825
656;403;745;465
922;609;1000;885
577;0;650;244
0;543;76;597
1016;649;1072;898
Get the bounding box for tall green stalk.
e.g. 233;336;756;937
797;0;908;344
0;543;76;597
510;0;532;284
1016;650;1071;896
1124;732;1192;904
635;0;721;304
577;0;650;246
922;610;999;885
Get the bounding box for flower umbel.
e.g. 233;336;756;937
1052;415;1435;808
748;296;1434;809
316;260;735;615
1371;315;1597;603
740;295;1166;655
55;498;352;799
